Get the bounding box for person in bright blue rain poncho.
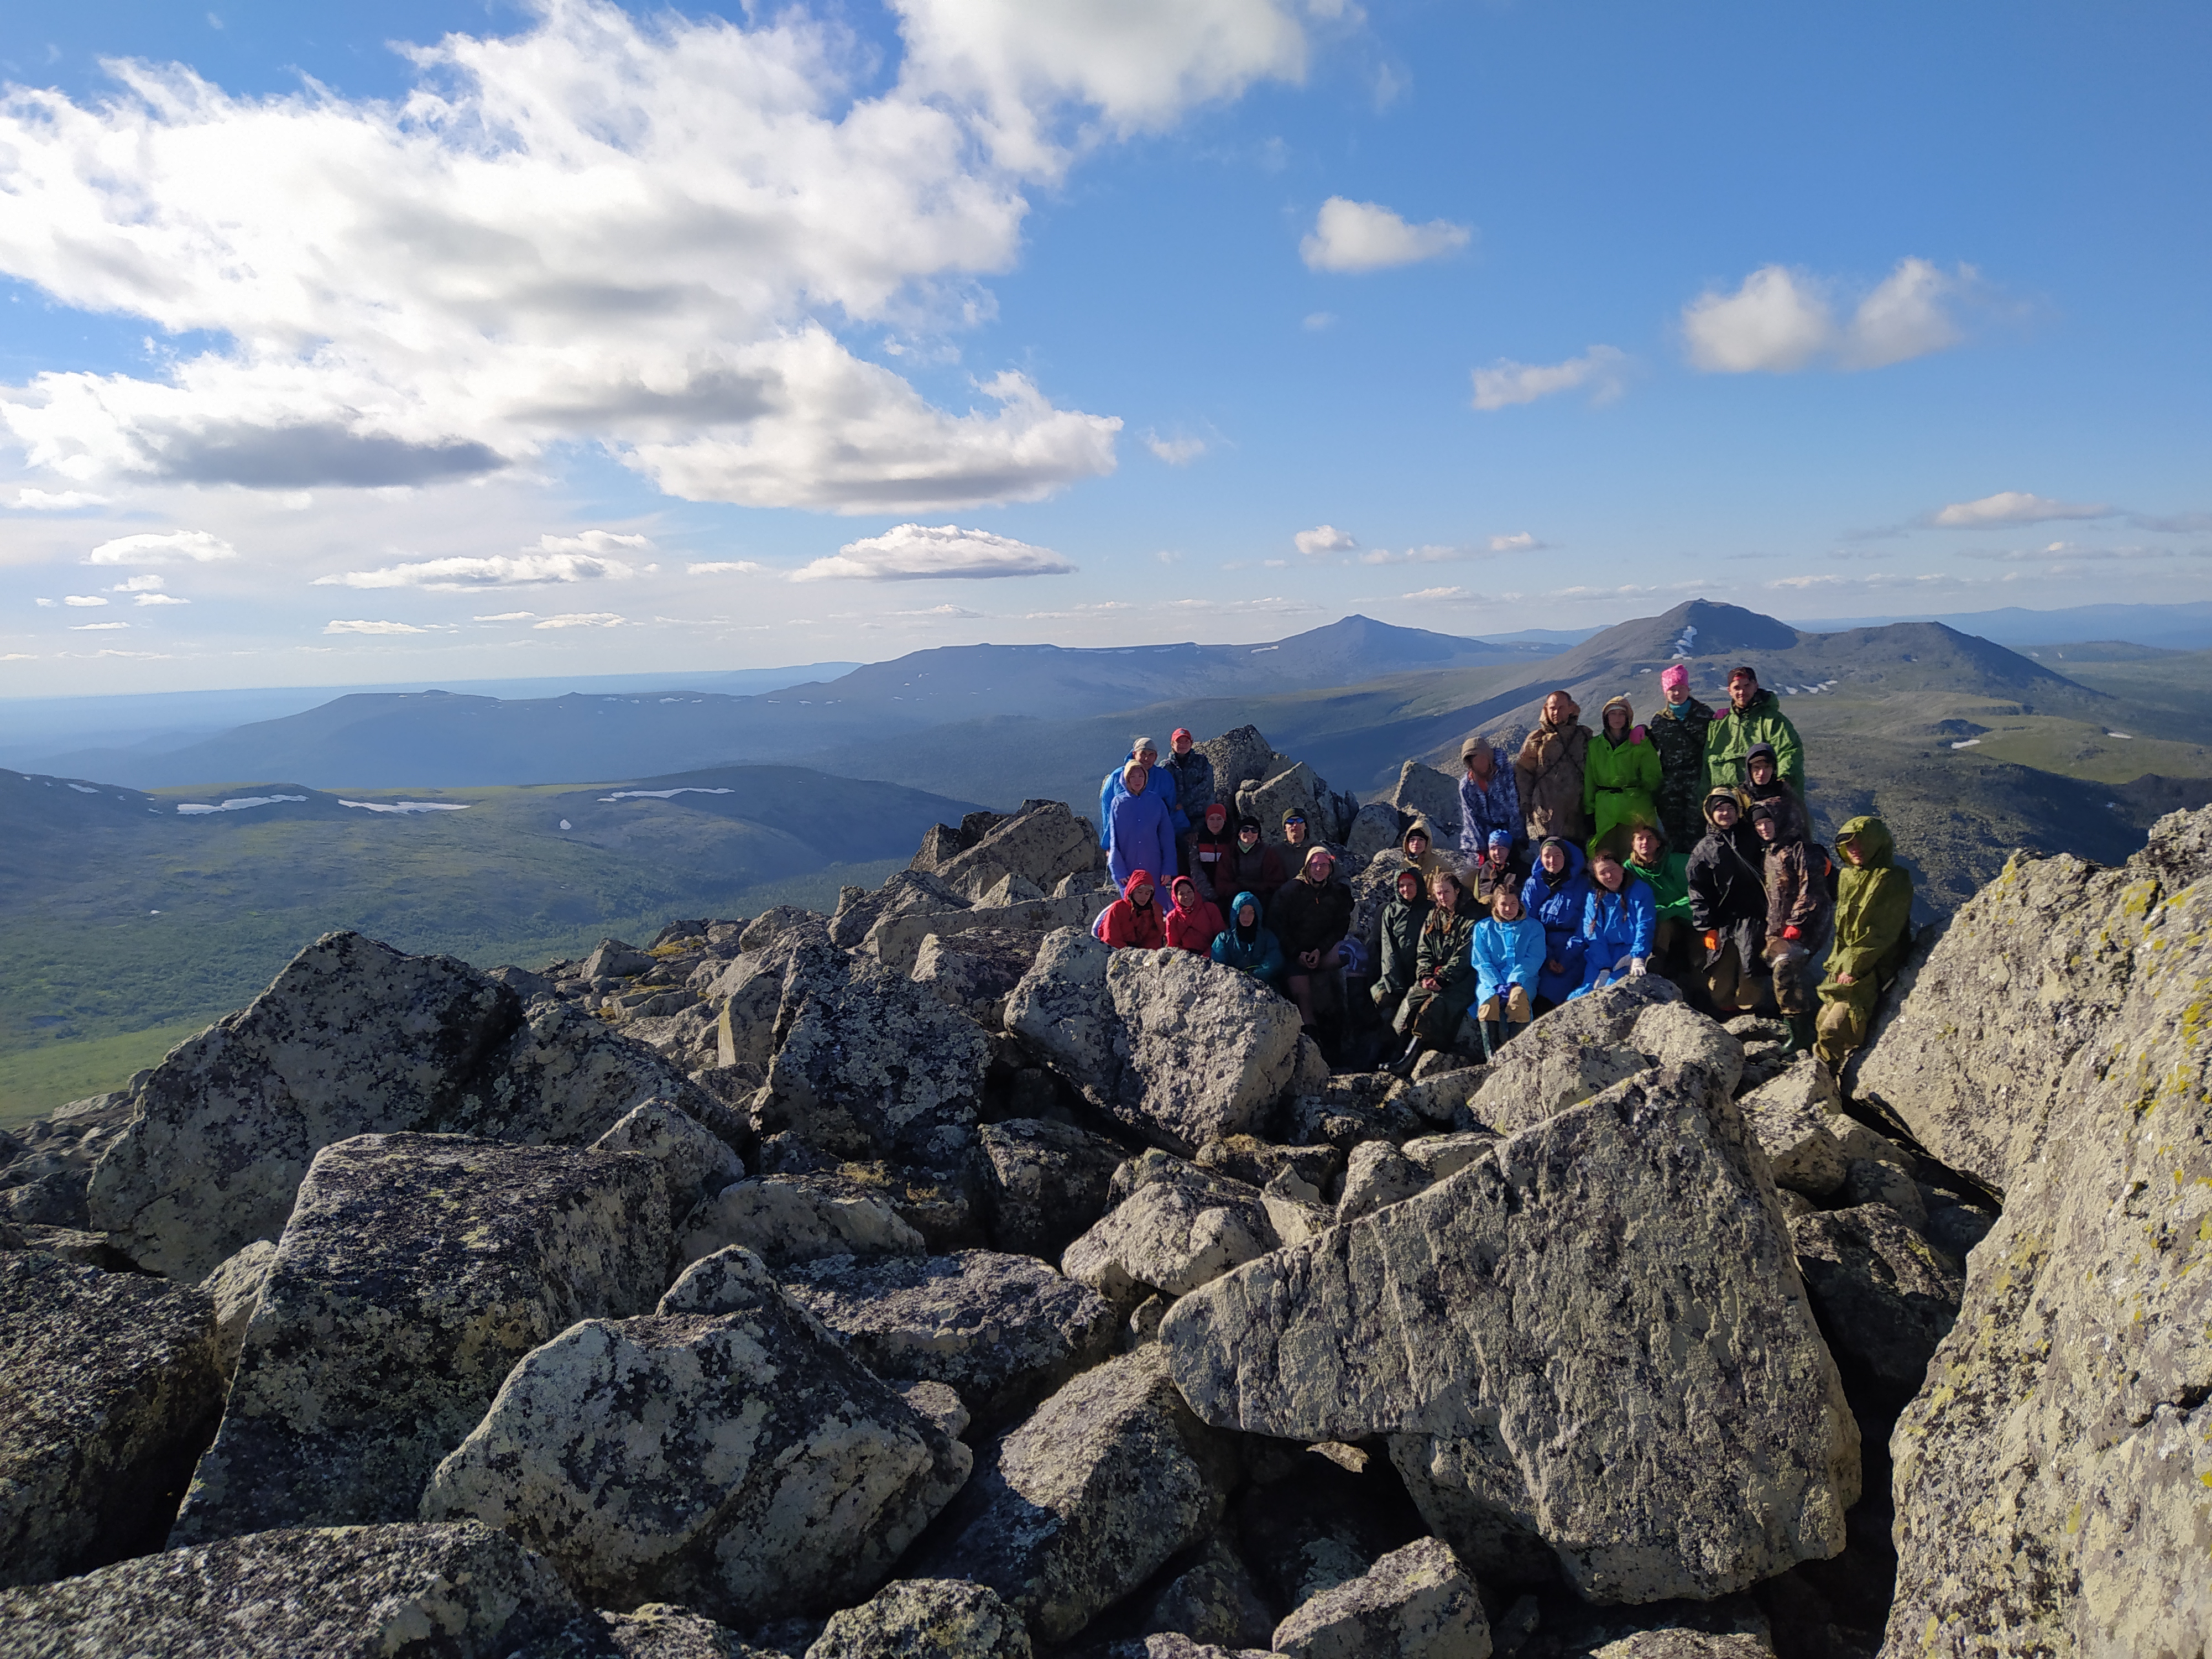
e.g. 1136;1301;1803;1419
1569;844;1657;999
1518;836;1592;1009
1470;883;1546;1057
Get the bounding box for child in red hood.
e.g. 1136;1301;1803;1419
1164;875;1225;954
1100;868;1167;950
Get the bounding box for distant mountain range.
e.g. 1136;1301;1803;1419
1788;599;2212;651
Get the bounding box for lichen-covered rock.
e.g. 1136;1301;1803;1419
592;1099;744;1230
678;1171;927;1267
0;1091;134;1230
917;1345;1241;1645
1162;1066;1858;1604
830;870;969;950
1386;1423;1556;1588
170;1133;669;1545
1735;1063;1846;1198
977;1118;1129;1260
1005;932;1303;1154
1062;1157;1279;1304
1271;1537;1490;1659
1345;801;1404;870
911;930;1044;1025
604;1603;766;1658
805;1578;1032;1659
1465;977;1740;1136
1193;1135;1343;1197
779;1250;1117;1424
0;1520;603;1657
1787;1204;1962;1405
1399;1132;1494;1187
0;1251;223;1587
1335;1140;1428;1224
929;800;1099;902
199;1238;276;1376
1138;1536;1276;1651
1869;810;2212;1658
88;932;709;1281
420;1300;969;1625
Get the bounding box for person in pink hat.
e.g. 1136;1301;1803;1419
1647;662;1716;852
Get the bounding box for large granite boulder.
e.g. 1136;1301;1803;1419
977;1118;1130;1260
1383;760;1464;846
200;1238;277;1375
1270;1537;1490;1659
1239;761;1352;847
0;1251;224;1587
917;1345;1242;1645
930;801;1100;901
1063;1155;1280;1303
1005;931;1305;1154
779;1250;1118;1424
1195;726;1279;800
911;929;1044;1026
87;932;713;1281
678;1171;927;1267
1465;978;1741;1135
420;1273;970;1626
1787;1204;1963;1405
0;1089;135;1230
1863;806;2212;1657
0;1520;603;1657
830;870;970;950
1138;1536;1277;1651
806;1578;1033;1659
592;1099;745;1230
1162;1066;1859;1603
1735;1063;1848;1199
170;1133;669;1544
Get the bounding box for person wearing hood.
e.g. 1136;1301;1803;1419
1582;695;1661;860
1516;691;1592;844
1469;828;1517;910
1750;791;1834;1054
1626;820;1691;972
1098;735;1178;849
1222;813;1288;909
1163;728;1214;840
1211;890;1285;987
1105;759;1176;890
1705;666;1804;800
1399;820;1448;884
1687;787;1770;1016
1741;741;1790;814
1163;874;1224;955
1457;734;1521;867
1569;845;1657;999
1519;835;1593;1008
1370;865;1433;1027
1270;845;1353;1032
1100;868;1167;951
1472;883;1545;1057
1187;801;1238;901
1384;869;1481;1076
1816;817;1914;1072
1647;664;1717;853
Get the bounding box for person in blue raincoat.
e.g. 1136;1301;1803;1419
1569;844;1656;999
1519;835;1592;1009
1471;883;1546;1055
1098;735;1176;849
1211;890;1285;987
1106;759;1176;889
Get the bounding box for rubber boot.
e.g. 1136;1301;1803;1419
1387;1036;1426;1078
1478;1019;1501;1061
1496;1016;1524;1050
1782;1012;1817;1057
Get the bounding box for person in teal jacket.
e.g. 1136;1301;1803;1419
1471;883;1546;1056
1210;890;1284;987
1569;845;1657;999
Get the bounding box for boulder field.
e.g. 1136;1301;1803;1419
2;773;2205;1659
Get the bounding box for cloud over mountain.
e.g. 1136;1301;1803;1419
792;522;1076;581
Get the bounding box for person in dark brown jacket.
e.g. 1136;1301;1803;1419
1749;792;1834;1054
1515;690;1592;844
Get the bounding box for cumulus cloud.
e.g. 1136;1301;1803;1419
87;529;236;564
792;521;1074;581
134;592;191;605
1682;258;1975;374
686;561;765;576
533;612;627;628
70;620;130;630
1929;491;2112;528
325;619;432;634
0;2;1305;510
1300;197;1470;273
315;533;648;590
1472;346;1625;411
1142;431;1207;465
108;574;191;604
1294;524;1358;557
1766;571;1961;592
12;488;107;509
473;611;539;622
62;594;109;607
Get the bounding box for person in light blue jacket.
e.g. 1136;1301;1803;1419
1470;883;1546;1056
1569;844;1657;1000
1106;759;1177;889
1098;735;1177;848
1519;836;1592;1009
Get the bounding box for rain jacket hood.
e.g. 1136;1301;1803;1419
1834;816;1895;868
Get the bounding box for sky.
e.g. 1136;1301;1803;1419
1;0;2207;695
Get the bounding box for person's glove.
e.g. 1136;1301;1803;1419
1782;925;1802;942
1702;930;1719;952
1628;957;1647;977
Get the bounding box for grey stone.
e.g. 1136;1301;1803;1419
1384;760;1465;844
931;801;1099;902
806;1579;1032;1659
1194;1135;1343;1197
585;938;656;980
779;1250;1117;1424
1787;1203;1963;1402
1346;801;1405;870
1194;725;1280;798
170;1133;669;1545
1465;975;1698;1135
1840;1153;1927;1229
911;930;1042;1025
1162;1066;1859;1603
1735;1062;1848;1198
1923;1202;1995;1261
978;1118;1135;1260
738;905;823;952
917;1345;1241;1645
0;1521;602;1658
1335;1140;1429;1224
896;1380;971;1443
592;1099;746;1230
605;1603;765;1658
1396;1067;1485;1126
1139;1536;1275;1650
1063;1156;1279;1303
1271;1537;1491;1659
830;870;970;950
1387;1426;1556;1588
199;1238;276;1376
0;1252;223;1588
677;1172;927;1269
1400;1131;1495;1186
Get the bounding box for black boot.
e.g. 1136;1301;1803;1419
1386;1036;1426;1077
1479;1020;1504;1060
1782;1012;1816;1056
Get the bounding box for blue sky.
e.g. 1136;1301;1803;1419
1;1;2206;693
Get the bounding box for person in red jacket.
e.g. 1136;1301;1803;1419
1100;868;1167;950
1163;875;1224;954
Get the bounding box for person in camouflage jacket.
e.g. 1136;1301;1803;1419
1646;662;1715;852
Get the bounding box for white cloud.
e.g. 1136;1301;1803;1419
133;592;191;605
315;534;646;590
34;598;55;607
325;619;431;634
1766;572;1960;592
473;611;538;622
1302;311;1336;331
70;620;130;630
1959;542;2180;564
62;594;109;607
1155;549;1181;565
791;522;1075;581
1401;585;1473;601
891;603;985;618
1683;258;1974;374
12;488;108;509
1929;491;2112;528
1300;197;1470;273
686;561;765;576
1471;346;1625;411
533;612;628;628
1294;524;1358;557
110;573;166;591
0;2;1280;512
86;529;236;564
536;531;652;557
1142;431;1207;465
1488;531;1540;553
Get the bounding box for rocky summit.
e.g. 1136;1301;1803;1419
1;777;2206;1659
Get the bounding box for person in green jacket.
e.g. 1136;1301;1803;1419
1816;816;1914;1072
1626;820;1691;974
1583;695;1661;860
1369;865;1433;1029
1385;869;1482;1076
1705;665;1804;800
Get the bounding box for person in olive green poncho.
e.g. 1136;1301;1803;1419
1583;695;1661;859
1816;816;1914;1072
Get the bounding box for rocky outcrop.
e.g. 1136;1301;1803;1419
918;1345;1241;1645
1270;1537;1490;1659
199;1238;276;1375
912;929;1045;1025
0;1520;601;1657
1162;1066;1858;1603
1787;1204;1962;1405
604;1603;764;1657
678;1171;927;1267
0;1088;134;1229
0;1251;224;1587
1005;932;1305;1154
1138;1536;1277;1651
1858;806;2212;1657
977;1118;1130;1259
831;870;970;950
592;1099;746;1231
926;800;1099;902
1062;1156;1280;1305
1735;1063;1847;1199
87;932;713;1281
806;1579;1033;1659
1465;978;1742;1135
171;1133;669;1544
779;1250;1118;1424
1383;760;1464;846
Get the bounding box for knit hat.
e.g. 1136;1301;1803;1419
1204;801;1229;828
1659;664;1689;692
1238;815;1262;834
1395;865;1425;894
1282;807;1307;828
1302;845;1334;870
1746;741;1778;770
1488;829;1513;853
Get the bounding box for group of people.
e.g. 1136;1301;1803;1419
1092;663;1916;1080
